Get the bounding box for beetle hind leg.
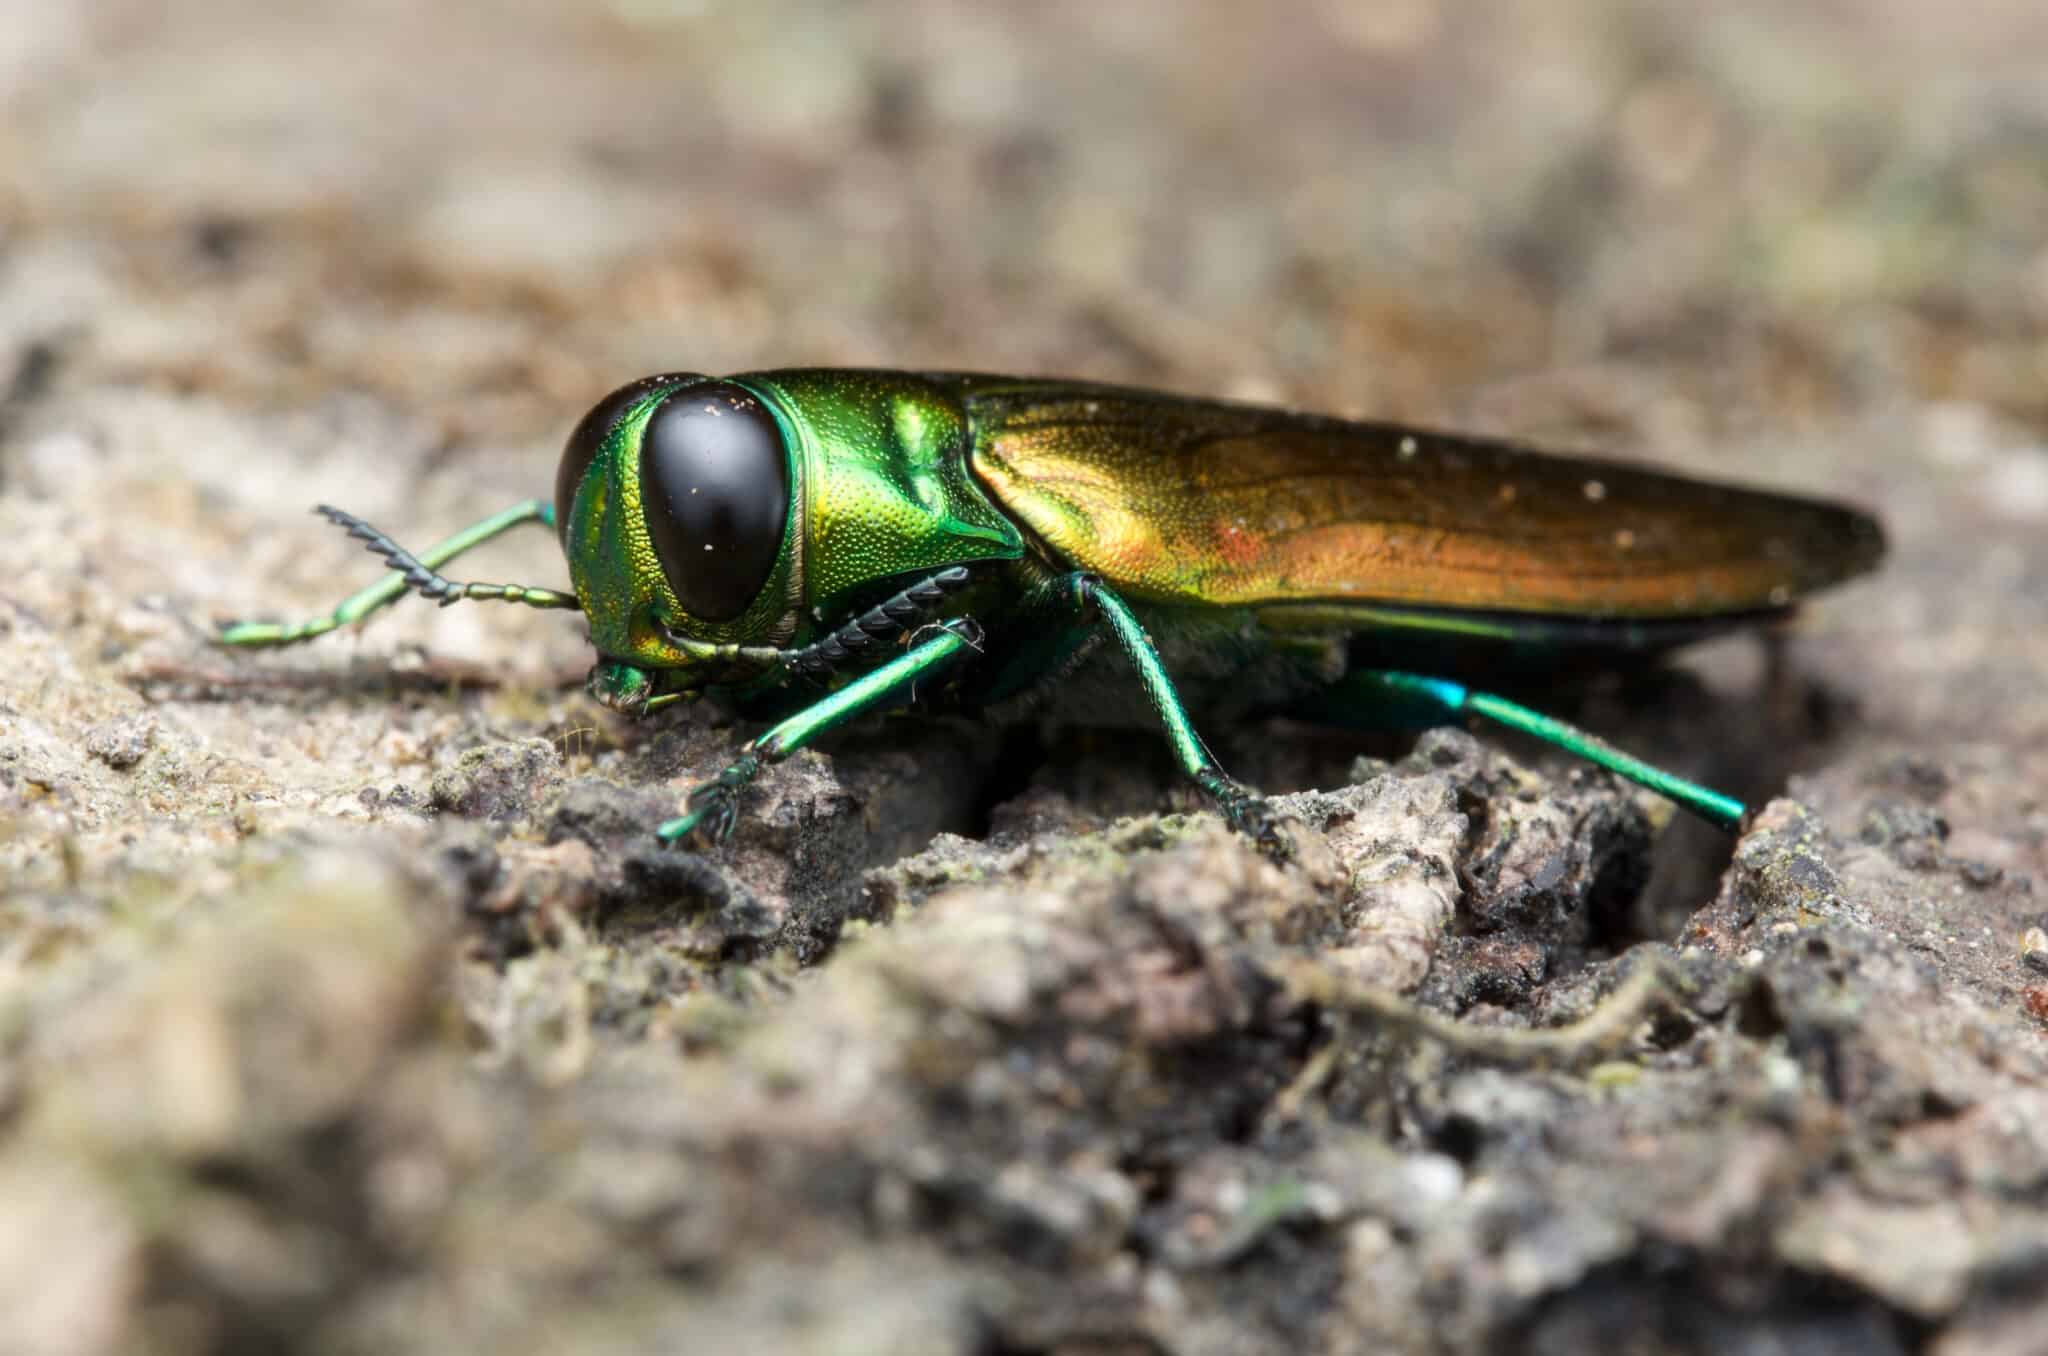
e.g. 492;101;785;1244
1311;669;1747;831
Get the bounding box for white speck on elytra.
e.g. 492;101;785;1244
1583;480;1607;501
1398;436;1419;460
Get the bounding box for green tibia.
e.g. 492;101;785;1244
218;499;562;647
1335;671;1747;829
657;620;981;844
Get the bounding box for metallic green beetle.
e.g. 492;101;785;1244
220;369;1884;847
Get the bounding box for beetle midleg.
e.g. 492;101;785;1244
1062;574;1282;852
217;499;572;647
1318;670;1747;830
656;619;984;846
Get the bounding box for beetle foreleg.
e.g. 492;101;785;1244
1065;574;1285;856
217;499;573;647
656;618;983;847
783;565;975;683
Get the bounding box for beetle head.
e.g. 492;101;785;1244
555;373;803;713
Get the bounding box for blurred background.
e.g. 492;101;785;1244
4;3;2047;1353
10;0;2048;424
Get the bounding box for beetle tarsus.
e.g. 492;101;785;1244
658;752;762;847
1195;768;1288;859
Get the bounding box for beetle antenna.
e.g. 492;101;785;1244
314;505;580;612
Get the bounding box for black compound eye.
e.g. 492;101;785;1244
639;382;791;622
555;373;696;546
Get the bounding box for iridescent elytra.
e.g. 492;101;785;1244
220;370;1884;849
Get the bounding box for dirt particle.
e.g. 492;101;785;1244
84;714;156;770
2021;928;2048;976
